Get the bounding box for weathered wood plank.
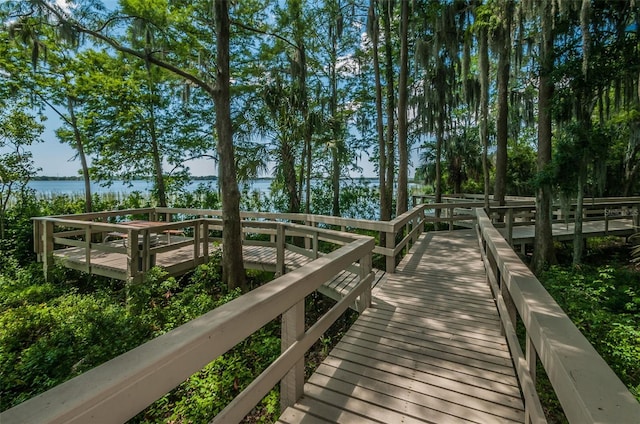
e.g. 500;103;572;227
279;229;525;423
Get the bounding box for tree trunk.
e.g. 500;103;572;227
479;25;490;210
144;64;168;208
573;157;585;266
383;2;395;219
67;96;92;213
330;28;340;217
396;0;409;216
371;0;388;223
532;0;556;274
214;0;246;291
494;0;513;207
282;141;300;213
435;114;444;207
297;41;311;214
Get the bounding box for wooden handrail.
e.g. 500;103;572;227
2;226;375;424
476;208;640;423
34;205;480;276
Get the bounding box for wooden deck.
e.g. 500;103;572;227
53;238;387;303
278;229;525;423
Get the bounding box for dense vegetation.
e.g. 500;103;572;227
0;190;364;421
540;240;640;402
2;0;640;420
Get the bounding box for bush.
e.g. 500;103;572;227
540;265;640;401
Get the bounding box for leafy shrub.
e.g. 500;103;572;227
540;265;640;401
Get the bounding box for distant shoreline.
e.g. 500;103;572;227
31;176;387;181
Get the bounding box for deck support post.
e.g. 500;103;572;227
385;231;395;273
42;220;54;281
276;224;285;276
280;300;304;412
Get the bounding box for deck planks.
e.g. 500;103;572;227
53;239;385;303
278;229;525;423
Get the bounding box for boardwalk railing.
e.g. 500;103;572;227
33;203;481;280
155;204;480;272
2;224;375;424
490;198;640;246
476;208;640;423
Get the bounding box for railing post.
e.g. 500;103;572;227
85;226;92;273
280;300;304;412
42;220;54;281
142;230;151;271
304;221;311;250
356;253;372;312
506;208;514;246
127;229;139;281
276;224;285;276
33;219;42;262
312;232;319;259
386;230;395;273
525;335;538;424
194;221;201;264
448;206;454;231
202;220;209;262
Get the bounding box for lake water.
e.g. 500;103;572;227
27;178;382;196
28;179;268;196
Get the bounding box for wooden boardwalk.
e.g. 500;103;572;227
53;240;387;303
278;229;525;423
500;218;636;245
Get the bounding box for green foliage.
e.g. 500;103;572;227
540;265;640;401
0;270;152;410
310;179;379;220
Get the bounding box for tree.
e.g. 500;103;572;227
0;103;43;239
493;0;513;207
367;0;390;223
396;0;409;215
477;8;491;209
15;0;248;290
531;0;557;273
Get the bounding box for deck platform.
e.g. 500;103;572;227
278;229;525;423
53;239;386;304
498;218;637;253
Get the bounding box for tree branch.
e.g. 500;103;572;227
40;2;220;97
230;19;298;50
